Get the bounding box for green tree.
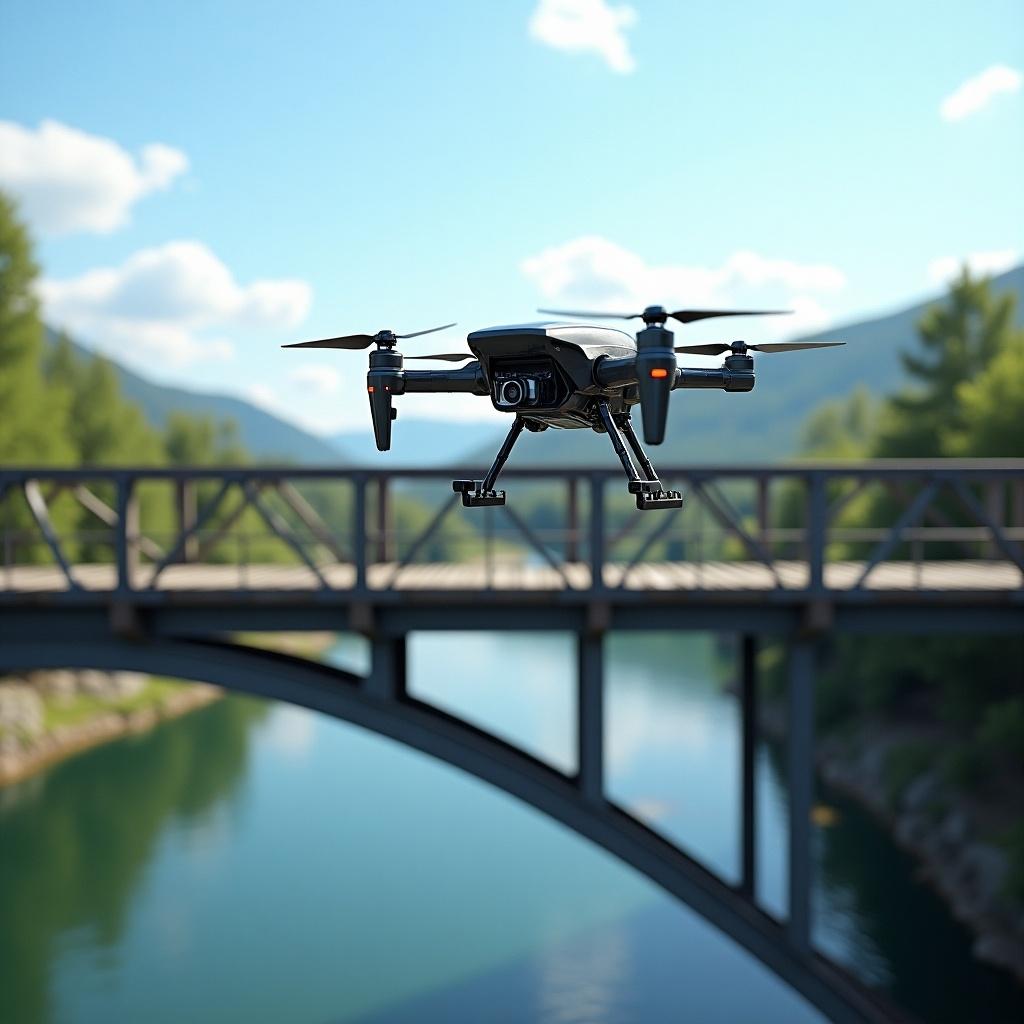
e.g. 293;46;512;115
876;269;1018;458
943;340;1024;458
0;191;70;464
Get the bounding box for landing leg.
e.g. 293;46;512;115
453;417;524;507
596;402;683;511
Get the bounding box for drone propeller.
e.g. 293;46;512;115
405;352;475;362
674;340;845;356
283;322;456;350
538;306;791;326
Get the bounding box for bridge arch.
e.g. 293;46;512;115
0;635;891;1024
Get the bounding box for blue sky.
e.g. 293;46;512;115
1;0;1021;433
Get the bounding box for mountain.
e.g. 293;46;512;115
476;265;1024;466
46;329;347;464
332;417;505;467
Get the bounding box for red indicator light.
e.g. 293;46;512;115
649;368;669;379
367;386;375;393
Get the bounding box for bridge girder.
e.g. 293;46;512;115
0;633;903;1024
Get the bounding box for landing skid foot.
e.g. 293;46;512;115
453;480;506;507
628;479;684;510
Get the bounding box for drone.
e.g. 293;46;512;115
284;306;843;511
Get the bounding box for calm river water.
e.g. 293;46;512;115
1;633;1021;1023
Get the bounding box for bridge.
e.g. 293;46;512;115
2;460;1022;1023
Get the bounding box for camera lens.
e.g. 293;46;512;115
501;380;524;405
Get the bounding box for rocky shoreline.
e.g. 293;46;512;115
759;700;1024;983
0;670;222;788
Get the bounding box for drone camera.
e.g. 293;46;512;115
492;364;557;409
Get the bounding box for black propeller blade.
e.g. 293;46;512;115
283;333;377;350
405;353;475;362
674;340;845;356
538;307;791;325
283;322;456;350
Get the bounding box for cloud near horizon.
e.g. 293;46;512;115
529;0;637;74
39;240;312;367
927;248;1020;286
0;119;188;234
522;235;845;318
940;65;1022;122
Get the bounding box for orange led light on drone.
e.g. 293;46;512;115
649;368;669;379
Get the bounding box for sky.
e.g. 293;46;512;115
1;0;1022;435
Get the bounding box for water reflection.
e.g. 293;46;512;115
1;634;1021;1023
0;696;267;1024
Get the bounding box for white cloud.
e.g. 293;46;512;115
529;0;637;74
39;240;311;367
940;65;1022;122
288;363;341;395
0;119;188;234
928;248;1020;286
522;235;846;312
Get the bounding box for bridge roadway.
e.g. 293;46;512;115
1;461;1022;1023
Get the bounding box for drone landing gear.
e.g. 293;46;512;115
453;417;525;507
597;401;683;511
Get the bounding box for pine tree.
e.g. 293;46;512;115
0;191;71;464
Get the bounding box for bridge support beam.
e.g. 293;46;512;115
739;633;758;900
367;635;407;701
576;632;604;803
787;638;817;955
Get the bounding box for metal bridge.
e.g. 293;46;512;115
2;460;1022;1023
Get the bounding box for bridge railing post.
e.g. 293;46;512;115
806;473;827;594
589;475;605;591
353;474;368;592
376;477;392;564
566;477;579;563
786;637;816;956
115;475;138;593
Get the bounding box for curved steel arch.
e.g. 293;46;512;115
0;636;896;1024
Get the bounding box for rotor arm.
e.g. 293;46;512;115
674;364;754;392
594;356;755;393
399;363;488;395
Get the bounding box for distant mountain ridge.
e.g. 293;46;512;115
47;265;1022;467
481;264;1024;465
45;329;347;465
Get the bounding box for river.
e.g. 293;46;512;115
1;632;1021;1023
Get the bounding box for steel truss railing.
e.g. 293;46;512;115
0;461;1022;597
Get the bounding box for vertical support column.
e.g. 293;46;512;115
985;481;1002;560
577;631;604;803
115;475;139;593
566;478;579;563
376;477;391;564
787;638;816;955
367;634;407;701
806;473;826;594
353;474;367;592
756;478;770;548
174;480;198;563
739;633;758;900
589;475;605;591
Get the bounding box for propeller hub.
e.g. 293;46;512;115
374;330;398;347
642;305;668;325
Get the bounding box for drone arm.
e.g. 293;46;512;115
674;363;755;393
400;363;488;395
594;357;755;393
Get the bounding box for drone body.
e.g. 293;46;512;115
285;305;843;511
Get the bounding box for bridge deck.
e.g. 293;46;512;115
2;559;1020;597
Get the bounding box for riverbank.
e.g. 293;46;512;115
758;699;1024;984
0;672;223;787
0;632;338;788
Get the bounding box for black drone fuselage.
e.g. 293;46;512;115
376;321;755;448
